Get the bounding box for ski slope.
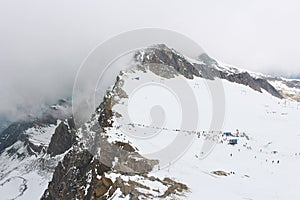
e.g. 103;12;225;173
106;67;300;200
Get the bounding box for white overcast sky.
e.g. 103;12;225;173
0;0;300;120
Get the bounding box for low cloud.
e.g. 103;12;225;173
0;0;300;121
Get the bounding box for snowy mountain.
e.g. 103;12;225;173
0;100;75;199
1;45;300;199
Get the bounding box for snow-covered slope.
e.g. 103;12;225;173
103;63;300;199
0;141;65;200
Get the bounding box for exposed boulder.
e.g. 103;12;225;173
211;170;230;176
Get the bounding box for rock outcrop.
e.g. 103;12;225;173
135;45;283;99
135;44;201;79
220;71;282;98
41;149;111;200
42;148;188;200
41;62;189;199
47;119;76;156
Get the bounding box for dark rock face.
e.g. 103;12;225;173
41;149;111;200
220;71;282;98
222;72;259;89
42;144;159;200
0;121;35;153
47;119;76;156
199;53;282;98
135;44;201;79
26;140;44;155
41;147;187;200
97;96;114;129
255;78;283;98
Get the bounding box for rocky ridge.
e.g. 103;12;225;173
41;68;189;199
135;44;283;99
